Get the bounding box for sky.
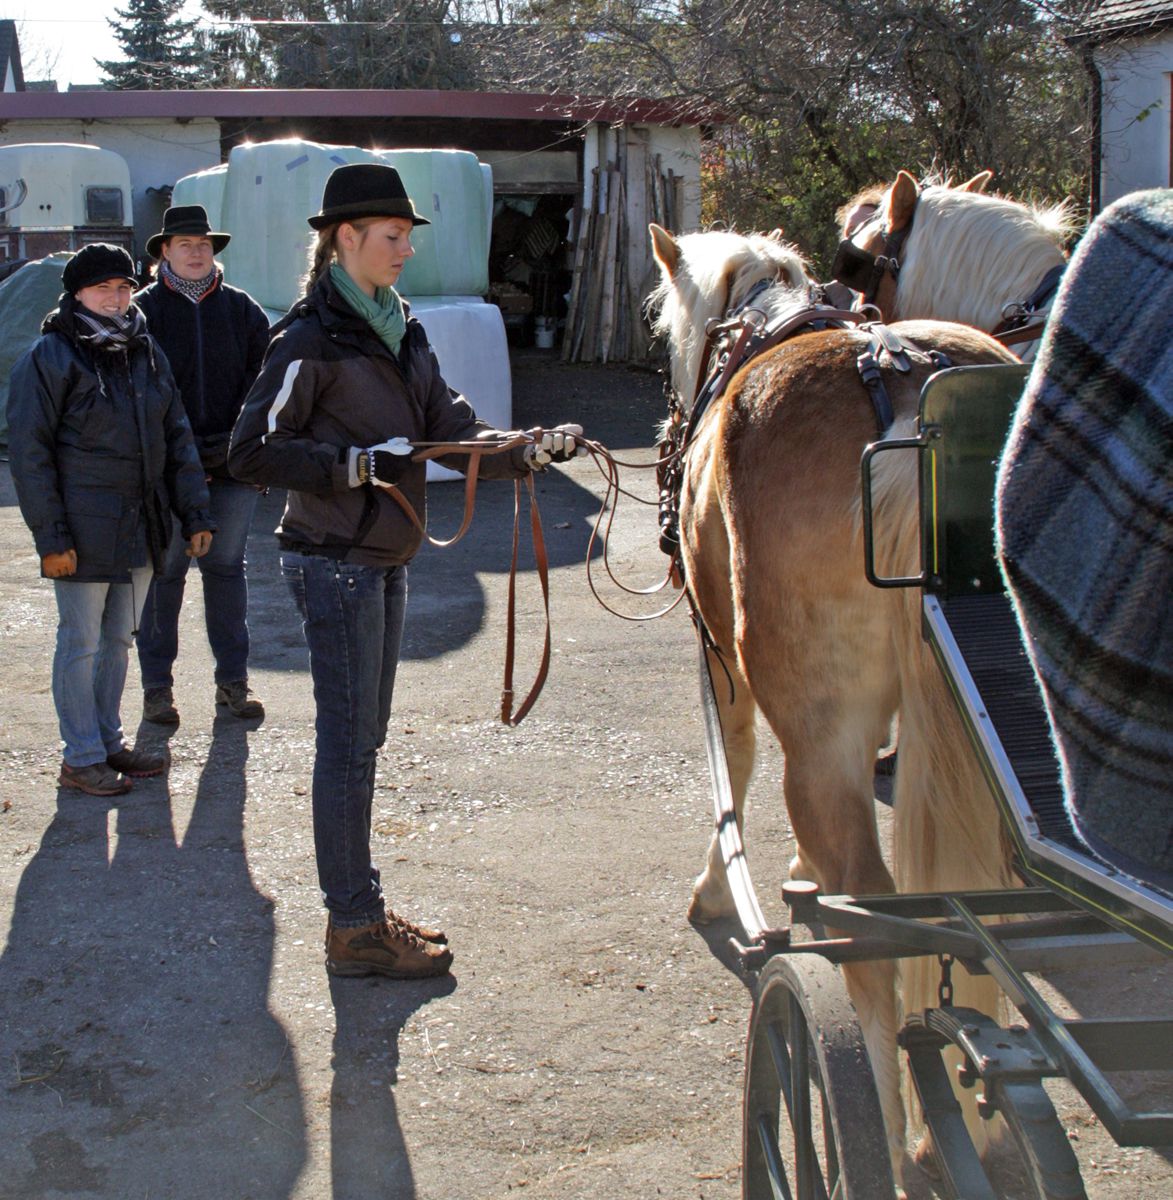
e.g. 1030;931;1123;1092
11;2;206;89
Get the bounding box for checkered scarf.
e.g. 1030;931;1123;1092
73;304;149;352
160;258;221;303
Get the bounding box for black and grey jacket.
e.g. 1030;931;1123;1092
136;273;271;476
7;297;214;582
228;272;527;567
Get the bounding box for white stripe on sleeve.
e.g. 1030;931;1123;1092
263;359;304;441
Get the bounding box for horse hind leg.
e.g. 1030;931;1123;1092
776;725;907;1184
687;641;757;924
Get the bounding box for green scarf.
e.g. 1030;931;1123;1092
329;262;407;356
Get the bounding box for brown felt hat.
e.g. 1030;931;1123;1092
308;163;431;230
146;205;231;259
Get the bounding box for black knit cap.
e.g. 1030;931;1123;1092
62;243;137;295
308;163;431;230
146;204;231;259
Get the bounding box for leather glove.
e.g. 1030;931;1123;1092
186;530;213;558
41;549;77;578
357;438;413;488
522;424;586;469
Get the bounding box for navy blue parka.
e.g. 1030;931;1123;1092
7;296;214;582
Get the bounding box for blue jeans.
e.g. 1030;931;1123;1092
54;567;154;767
137;478;259;688
281;552;408;926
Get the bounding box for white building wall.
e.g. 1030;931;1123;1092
1094;31;1173;206
644;124;702;231
0;118;221;259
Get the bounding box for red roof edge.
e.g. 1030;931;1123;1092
0;88;719;127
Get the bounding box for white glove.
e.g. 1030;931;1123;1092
523;424;586;468
357;437;413;487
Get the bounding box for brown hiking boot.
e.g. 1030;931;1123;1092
143;686;179;725
325;916;453;979
59;761;131;796
215;680;264;719
388;908;448;945
107;745;169;778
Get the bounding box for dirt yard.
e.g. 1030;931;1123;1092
0;350;1168;1199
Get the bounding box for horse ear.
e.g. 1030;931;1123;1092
959;170;993;194
649;223;679;276
767;227;785;242
886;171;919;231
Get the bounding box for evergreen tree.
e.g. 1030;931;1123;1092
101;0;202;90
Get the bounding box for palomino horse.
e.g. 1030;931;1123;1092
649;223;1021;1182
832;170;1072;359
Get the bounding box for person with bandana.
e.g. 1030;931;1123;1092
134;205;272;727
7;243;214;797
229;163;583;980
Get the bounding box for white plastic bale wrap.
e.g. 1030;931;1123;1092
216;140;368;312
204;139;489;311
169;163;229;230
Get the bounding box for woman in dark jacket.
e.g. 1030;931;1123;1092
230;164;581;980
7;243;214;797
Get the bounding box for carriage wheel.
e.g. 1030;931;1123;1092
743;953;895;1200
904;1009;1087;1200
992;1080;1087;1200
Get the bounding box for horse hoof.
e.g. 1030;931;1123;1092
686;889;735;924
912;1134;942;1181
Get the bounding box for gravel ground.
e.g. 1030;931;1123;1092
0;350;1168;1199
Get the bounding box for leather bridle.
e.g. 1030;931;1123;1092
830;203;917;308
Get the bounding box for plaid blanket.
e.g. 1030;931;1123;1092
996;188;1173;888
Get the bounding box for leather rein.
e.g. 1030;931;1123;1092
380;435;550;727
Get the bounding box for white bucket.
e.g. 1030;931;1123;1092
534;317;556;349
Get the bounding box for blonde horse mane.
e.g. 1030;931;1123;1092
648;227;810;405
894;183;1074;331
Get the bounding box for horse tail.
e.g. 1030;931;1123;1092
863;415;1018;1158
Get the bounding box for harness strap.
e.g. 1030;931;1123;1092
856;325;953;434
991;263;1066;340
857;341;895;433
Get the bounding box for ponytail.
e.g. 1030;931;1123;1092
302;217;377;294
303;227;338;294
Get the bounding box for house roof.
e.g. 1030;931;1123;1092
1073;0;1173;41
0;19;25;90
0;87;715;127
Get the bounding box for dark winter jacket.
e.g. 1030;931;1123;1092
228;272;527;568
7;296;214;583
136;273;271;476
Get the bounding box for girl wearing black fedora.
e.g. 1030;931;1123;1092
135;205;271;728
229;163;582;980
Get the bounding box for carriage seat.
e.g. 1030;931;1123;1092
897;363;1172;954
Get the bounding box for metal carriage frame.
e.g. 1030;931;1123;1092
704;363;1173;1200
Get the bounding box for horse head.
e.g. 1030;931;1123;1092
647;223;810;410
831;170;1072;340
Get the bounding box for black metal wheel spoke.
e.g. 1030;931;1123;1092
743;955;895;1200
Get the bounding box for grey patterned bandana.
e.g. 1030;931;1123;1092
160;258;221;303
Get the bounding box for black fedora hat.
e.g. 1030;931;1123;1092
308;163;431;231
147;205;231;259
